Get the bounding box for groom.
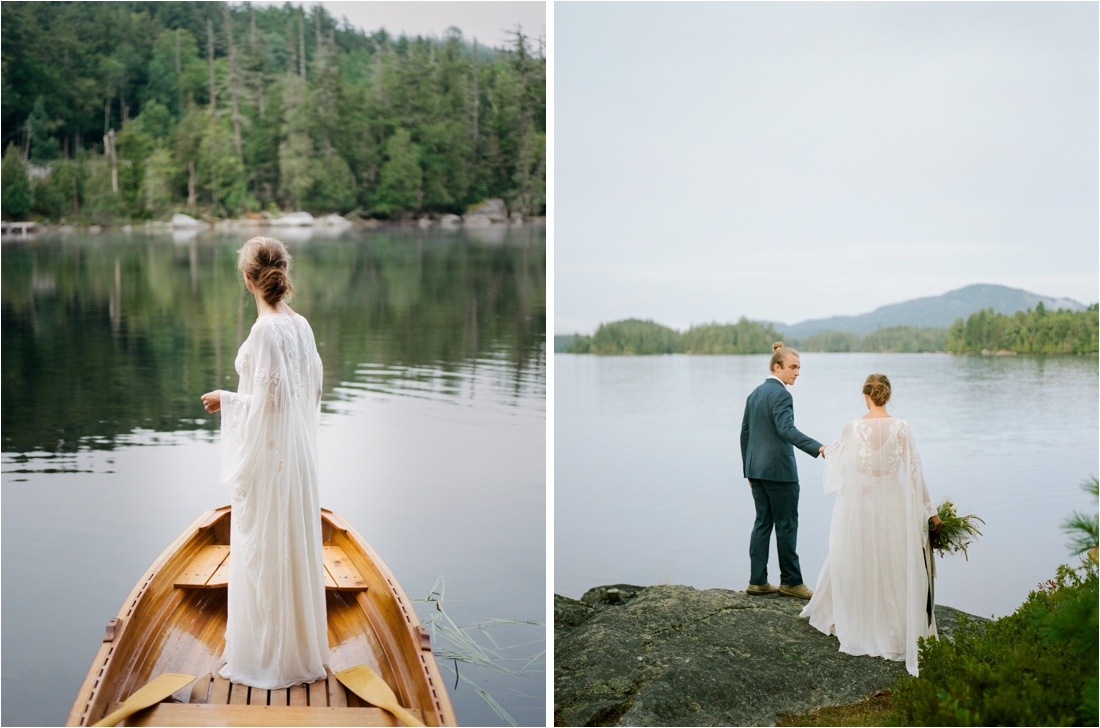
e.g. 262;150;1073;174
740;343;824;599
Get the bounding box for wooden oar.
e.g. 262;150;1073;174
91;673;197;727
335;665;425;727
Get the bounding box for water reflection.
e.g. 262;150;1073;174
2;226;545;460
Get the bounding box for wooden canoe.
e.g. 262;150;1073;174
66;506;457;726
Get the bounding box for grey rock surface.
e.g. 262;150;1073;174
170;213;205;228
555;584;986;727
465;197;508;222
581;584;647;607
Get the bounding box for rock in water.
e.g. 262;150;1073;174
554;584;985;727
319;213;351;228
171;213;205;228
464;198;508;222
270;211;316;226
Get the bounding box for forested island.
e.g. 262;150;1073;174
1;1;545;224
557;304;1099;355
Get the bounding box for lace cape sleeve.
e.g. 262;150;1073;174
822;421;853;495
219;319;291;497
899;421;937;520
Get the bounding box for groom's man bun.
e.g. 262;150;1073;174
769;341;798;372
863;374;892;406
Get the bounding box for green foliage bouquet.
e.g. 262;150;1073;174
929;501;985;559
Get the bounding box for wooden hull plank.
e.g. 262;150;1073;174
288;684;308;707
306;678;327;706
209;677;230;706
228;683;249;705
124;704;422;726
269;688;287;707
326;668;348;709
188;675;211;704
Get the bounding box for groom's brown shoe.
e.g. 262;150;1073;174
746;582;779;595
779;583;813;599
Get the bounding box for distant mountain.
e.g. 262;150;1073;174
772;284;1089;338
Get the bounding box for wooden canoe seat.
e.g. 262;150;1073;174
173;546;229;589
174;544;367;591
114;669;420;726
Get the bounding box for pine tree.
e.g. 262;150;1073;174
2;143;33;217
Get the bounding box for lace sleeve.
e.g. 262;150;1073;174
902;422;937;519
220;321;289;497
822;421;850;495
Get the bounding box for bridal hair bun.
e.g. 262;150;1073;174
238;236;294;305
863;374;891;407
772;342;784;353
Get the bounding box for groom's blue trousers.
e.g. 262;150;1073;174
749;479;803;587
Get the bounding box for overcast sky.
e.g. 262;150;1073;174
555;2;1099;334
279;1;545;48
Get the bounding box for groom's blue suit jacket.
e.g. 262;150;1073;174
741;378;823;483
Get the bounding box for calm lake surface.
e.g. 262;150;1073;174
2;226;545;727
555;353;1098;620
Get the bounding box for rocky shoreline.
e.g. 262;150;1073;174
0;198;545;237
555;584;986;727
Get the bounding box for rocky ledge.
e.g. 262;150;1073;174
555;584;985;727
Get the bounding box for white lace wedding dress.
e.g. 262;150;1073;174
218;312;329;689
800;417;937;676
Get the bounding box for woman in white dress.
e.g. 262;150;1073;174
800;374;942;676
200;236;329;689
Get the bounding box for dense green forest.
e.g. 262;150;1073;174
561;318;783;355
558;306;1099;355
0;1;545;223
945;303;1099;354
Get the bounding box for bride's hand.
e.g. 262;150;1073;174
201;390;222;413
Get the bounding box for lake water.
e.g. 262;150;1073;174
555;352;1098;620
1;226;545;727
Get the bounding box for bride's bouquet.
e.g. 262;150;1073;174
929;501;985;559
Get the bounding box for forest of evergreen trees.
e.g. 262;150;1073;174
945;303;1099;354
558;306;1099;355
1;1;546;223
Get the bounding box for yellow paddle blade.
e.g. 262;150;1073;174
91;673;197;727
335;664;425;727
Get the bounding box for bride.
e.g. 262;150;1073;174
200;236;329;689
800;374;942;676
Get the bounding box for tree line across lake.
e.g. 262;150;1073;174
557;303;1099;356
1;1;545;223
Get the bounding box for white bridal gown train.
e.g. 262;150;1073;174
800;417;937;676
218;312;329;689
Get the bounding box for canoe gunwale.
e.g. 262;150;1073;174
66;506;456;727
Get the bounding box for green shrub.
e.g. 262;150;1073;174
892;560;1098;726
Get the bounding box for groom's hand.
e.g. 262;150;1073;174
819;445;826;459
